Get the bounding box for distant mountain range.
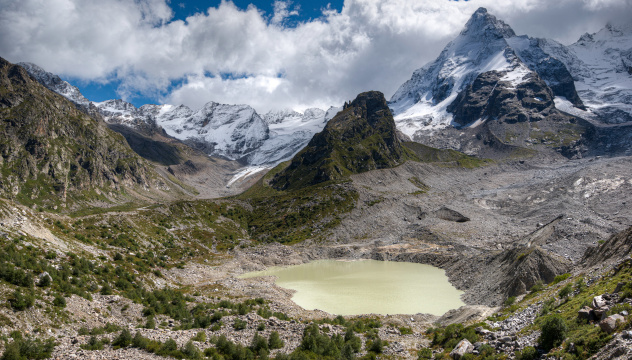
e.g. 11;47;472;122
17;7;632;165
17;62;340;167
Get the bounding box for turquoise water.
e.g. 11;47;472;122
240;259;465;316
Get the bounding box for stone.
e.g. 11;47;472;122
578;306;594;320
621;310;629;316
499;336;513;343
599;314;625;334
614;282;625;293
594;306;609;320
450;339;474;360
592;295;606;309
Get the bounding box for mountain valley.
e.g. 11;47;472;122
1;6;632;360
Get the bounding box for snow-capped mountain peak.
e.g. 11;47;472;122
17;62;90;107
459;7;516;39
389;8;524;136
565;20;632;123
389;7;587;138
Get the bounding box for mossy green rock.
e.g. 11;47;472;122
271;91;412;190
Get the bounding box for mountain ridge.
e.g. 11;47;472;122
0;57;173;209
270;91;413;191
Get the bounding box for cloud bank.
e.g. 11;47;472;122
1;0;630;112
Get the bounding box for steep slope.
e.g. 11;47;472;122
18;63;338;167
153;102;269;161
270;91;413;190
16;62;90;108
389;7;589;157
93;100;271;162
247;107;339;166
0;57;166;209
565;22;632;124
582;226;632;267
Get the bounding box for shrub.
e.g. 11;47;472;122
504;296;516;307
233;318;247;330
132;331;149;349
530;281;545;293
145;316;156;329
0;335;56;360
551;273;571;285
81;336;105;351
268;331;284;349
558;283;573;298
418;348;432;359
251;333;268;353
540;298;556;316
191;331;206;342
516;346;538;360
344;328;361;353
368;336;384;353
181;341;202;359
112;329;132;348
37;274;51;287
9;289;35;311
53;295;66;308
100;284;113;295
539;315;568;351
160;338;178;352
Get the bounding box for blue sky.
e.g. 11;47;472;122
2;0;630;113
172;1;344;25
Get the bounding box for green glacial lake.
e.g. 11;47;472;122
240;259;465;316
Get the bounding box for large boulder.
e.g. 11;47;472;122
599;314;625;334
578;306;595;321
450;339;474;359
592;295;607;309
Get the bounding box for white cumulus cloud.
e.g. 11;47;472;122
0;0;630;113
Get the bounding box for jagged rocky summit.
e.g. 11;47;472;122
388;7;628;157
270;91;412;191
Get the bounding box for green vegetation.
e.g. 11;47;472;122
551;273;571;285
403;142;493;168
430;323;480;350
503;296;516;307
539;315;568;351
80;336;107;351
515;346;538;360
482;258;632;359
290;323;365;359
424;323;511;359
243;182;358;244
115;331;205;359
0;332;56;360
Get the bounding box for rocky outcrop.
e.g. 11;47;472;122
445;69;590;157
582;226;632;268
271;91;413;190
448;70;560;127
444;246;571;305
